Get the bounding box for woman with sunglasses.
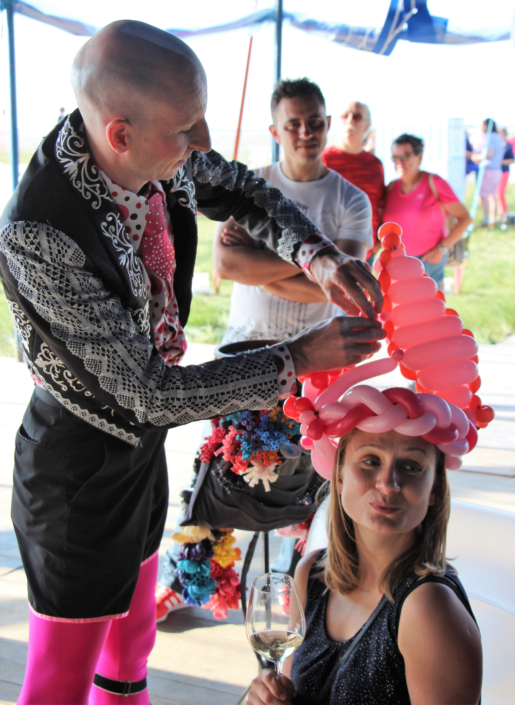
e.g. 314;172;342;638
383;134;471;288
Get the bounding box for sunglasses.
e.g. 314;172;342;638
391;152;415;163
342;111;365;122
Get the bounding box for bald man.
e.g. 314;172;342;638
0;21;383;703
323;101;385;259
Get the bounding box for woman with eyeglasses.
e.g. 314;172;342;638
383;134;471;288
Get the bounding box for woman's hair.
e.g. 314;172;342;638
392;133;424;156
483;118;497;132
321;430;451;601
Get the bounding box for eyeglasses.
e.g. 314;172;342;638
342;111;365;122
391;152;415;163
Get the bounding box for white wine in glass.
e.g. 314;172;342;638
246;573;306;674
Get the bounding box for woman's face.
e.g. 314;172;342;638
391;142;423;181
339;430;437;536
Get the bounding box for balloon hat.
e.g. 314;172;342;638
283;222;495;480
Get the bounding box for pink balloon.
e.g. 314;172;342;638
314;358;398;410
437;438;469;457
343;385;392;415
388;277;438;304
300;437;314;450
319;402;351;422
418;393;452;428
391;298;445;327
402;334;478;371
383;387;424;419
311;447;335;480
314;434;338;461
418;360;478;392
386;255;425;280
396;411;437;436
299;410;316;424
449;405;470;439
445;455;463;471
392;315;463;348
302;378;320;404
300;423;309;436
357;403;407;433
465;422;478;452
438;386;472;408
372;258;383;277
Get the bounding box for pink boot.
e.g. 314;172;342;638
90;553;159;704
18;611;110;704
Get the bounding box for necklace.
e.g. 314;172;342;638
359;585;377;594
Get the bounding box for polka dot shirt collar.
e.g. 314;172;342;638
100;171;166;252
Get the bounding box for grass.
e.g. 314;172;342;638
0;184;513;356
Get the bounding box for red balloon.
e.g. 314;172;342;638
383;387;424;419
462;329;474;337
384;320;395;339
294;397;314;414
435;290;446;302
379;250;392;267
378;270;391;291
283;396;300;420
476;405;495;424
325;404;374;438
415;382;432;394
382;233;402;249
422;424;459;445
468;376;481;394
378;222;403;239
306;418;324;441
438;386;473;408
310;372;330;390
465;422;478;452
383;295;392;312
399;363;418;381
445;308;459;317
387;342;399;356
470;355;479;364
467;394;481;410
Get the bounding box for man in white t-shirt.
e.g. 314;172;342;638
213;78;372;344
155;79;373;621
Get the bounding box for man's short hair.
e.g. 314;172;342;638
392;133;424;156
270;78;326;118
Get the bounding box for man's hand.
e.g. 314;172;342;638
247;669;294;705
220;222;256;249
308;247;383;319
286;316;386;378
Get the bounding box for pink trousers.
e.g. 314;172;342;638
497;170;510;213
17;553;158;705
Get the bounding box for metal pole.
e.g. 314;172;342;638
272;0;283;163
6;0;19;190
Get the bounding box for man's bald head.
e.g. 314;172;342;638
70;21;211;193
72;20;206;123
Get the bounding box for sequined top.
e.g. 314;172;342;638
290;552;475;705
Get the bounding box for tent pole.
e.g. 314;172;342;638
233;36;253;161
6;0;19;190
272;0;283;163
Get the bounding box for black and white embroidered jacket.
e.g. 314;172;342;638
0;110;324;446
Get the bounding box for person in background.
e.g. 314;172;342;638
322;101;385;263
383;134;471;289
155;78;373;622
465;133;478;178
471;118;505;227
496;127;514;220
57;107;65;122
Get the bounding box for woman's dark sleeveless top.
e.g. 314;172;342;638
290;552;476;705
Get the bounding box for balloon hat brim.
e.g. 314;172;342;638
283;222;494;480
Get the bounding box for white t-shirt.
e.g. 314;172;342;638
222;162;372;344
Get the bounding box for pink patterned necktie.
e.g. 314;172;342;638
141;191;175;280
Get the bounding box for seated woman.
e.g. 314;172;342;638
248;426;482;705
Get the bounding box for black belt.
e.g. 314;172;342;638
93;673;147;696
34;385;62;409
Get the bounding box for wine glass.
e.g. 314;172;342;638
246;572;306;674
